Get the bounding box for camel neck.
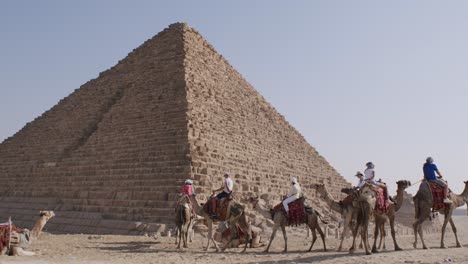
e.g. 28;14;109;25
453;184;468;207
394;188;406;211
319;187;342;213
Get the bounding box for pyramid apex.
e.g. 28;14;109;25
167;22;191;31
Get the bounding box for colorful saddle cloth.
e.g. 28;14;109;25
374;187;390;213
429;182;446;211
273;197;307;226
0;222;23;253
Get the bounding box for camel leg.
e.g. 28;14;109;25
372;222;380;253
183;224;189;248
338;224;347;252
308;228;317;252
412;220;419;249
448;217;462;248
378;224;386;250
440;213;450;248
265;224;278;252
349;222;359;253
281;224;288;252
417;219;428;249
362;223;371;255
188;219;195;242
316;225;327;252
241;220;252;253
205;220;220;251
413;216;428;250
177;229;182;249
413;210;429;250
389;216;402;251
338;213;352;251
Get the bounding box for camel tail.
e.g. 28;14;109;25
314;209;328;225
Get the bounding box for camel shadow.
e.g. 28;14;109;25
92;241;161;253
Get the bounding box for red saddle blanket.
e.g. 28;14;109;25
273;198;306;226
429;182;446;211
0;223;22;253
374;187;390;213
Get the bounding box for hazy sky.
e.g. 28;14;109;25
1;1;467;195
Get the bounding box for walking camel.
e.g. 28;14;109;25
249;196;327;253
311;183;358;251
413;180;468;249
348;185;376;255
370;180;411;252
174;195;195;249
191;194;252;252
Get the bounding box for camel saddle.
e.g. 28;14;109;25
373;187;390;213
341;186;389;213
272;197;307;226
203;196;232;220
176;194;196;218
428;182;447;211
0;222;29;254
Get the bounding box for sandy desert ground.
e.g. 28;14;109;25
0;215;467;264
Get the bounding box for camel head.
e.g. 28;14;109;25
311;183;326;195
396;180;411;190
39;211;55;221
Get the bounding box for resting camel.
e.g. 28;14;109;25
175;195;195;248
368;180;411;253
0;211;55;256
413;180;468;249
249;196;327;253
311;183;359;251
191;194;251;252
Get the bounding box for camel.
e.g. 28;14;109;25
346;185;376;255
368;180;411;253
0;211;55;256
249;196;327;253
216;222;266;248
413;180;468;249
311;183;359;251
175;216;196;246
174;195;195;248
191;194;252;252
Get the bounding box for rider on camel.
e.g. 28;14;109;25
283;176;301;218
210;172;234;217
358;162;391;202
423;157;452;203
355;171;365;188
177;179;196;216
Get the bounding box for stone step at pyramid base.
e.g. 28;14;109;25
0;196;175;235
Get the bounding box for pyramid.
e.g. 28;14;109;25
0;23;350;235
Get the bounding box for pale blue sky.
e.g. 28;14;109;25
1;1;467;195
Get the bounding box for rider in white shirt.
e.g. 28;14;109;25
210;172;234;217
283;176;301;215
